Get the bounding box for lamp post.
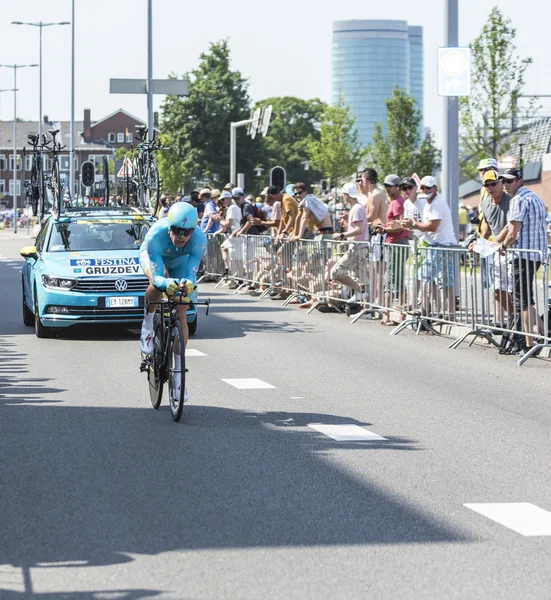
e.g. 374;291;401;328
11;21;70;146
0;64;39;233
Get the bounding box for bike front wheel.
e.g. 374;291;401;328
144;161;160;216
148;313;164;409
168;320;186;422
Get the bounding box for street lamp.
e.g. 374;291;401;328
0;64;39;234
518;133;526;173
11;21;70;147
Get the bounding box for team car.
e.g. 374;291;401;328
20;207;200;338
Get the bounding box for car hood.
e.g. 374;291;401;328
43;250;144;278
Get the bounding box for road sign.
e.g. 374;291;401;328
117;157;134;178
110;78;189;96
498;155;516;169
438;47;471;96
260;104;273;137
250;108;261;140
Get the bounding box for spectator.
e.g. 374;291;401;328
401;177;426;227
157;196;169;219
477;169;513;325
498;168;547;353
232;187;261;236
401;176;457;318
376;174;409;325
257;185;282;234
475;157;499;235
458;203;469;241
291;182;333;240
190;190;205;220
200;188;221;234
358;168;388;228
330;182;369;302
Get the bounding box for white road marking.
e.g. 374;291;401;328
185;349;207;357
464;502;551;536
290;396;304;399
0;564;25;592
308;423;387;442
222;378;276;389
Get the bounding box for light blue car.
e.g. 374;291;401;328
20;207;199;338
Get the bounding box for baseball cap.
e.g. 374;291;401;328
342;182;359;198
222;191;232;199
477;158;498;171
482;169;501;184
420;175;438;188
224;183;234;191
231;187;245;197
199;188;211;197
500;167;523;180
260;186;269;196
382;174;402;187
210;188;221;198
182;195;191;203
400;177;417;188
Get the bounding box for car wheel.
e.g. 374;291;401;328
34;288;52;338
188;314;197;337
22;277;34;326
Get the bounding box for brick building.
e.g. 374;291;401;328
0;108;153;208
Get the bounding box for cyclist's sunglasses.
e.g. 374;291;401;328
170;225;194;237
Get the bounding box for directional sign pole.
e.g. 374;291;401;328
444;0;459;239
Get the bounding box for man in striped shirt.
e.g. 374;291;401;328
498;168;548;350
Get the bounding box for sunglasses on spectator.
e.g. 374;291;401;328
170;225;194;237
401;185;415;191
294;190;305;196
420;185;434;191
483;181;500;188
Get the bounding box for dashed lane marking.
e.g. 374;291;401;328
464;502;551;536
185;349;207;357
222;378;276;389
308;423;387;442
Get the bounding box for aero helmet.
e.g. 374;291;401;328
167;202;198;228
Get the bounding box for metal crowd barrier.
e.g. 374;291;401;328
202;233;550;366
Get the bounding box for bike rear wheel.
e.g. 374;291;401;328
148;313;164;409
144;161;160;216
168;320;186;422
52;160;62;216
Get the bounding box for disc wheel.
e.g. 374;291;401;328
52;161;61;215
30;163;39;217
168;320;186;422
148;313;163;409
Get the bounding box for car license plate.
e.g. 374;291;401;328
107;296;138;307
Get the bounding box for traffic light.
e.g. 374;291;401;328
81;161;95;188
270;166;286;192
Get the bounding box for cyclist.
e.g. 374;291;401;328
139;202;207;402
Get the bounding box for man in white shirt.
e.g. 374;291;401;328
401;175;457;317
401;177;426;227
330;182;369;301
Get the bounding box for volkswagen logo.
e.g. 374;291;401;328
115;279;128;291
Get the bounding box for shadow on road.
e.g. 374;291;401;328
1;380;472;596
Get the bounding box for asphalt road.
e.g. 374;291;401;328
1;231;551;599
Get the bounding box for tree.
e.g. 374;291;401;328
367;86;441;178
460;7;534;179
159;40;261;192
253;96;326;185
307;98;365;187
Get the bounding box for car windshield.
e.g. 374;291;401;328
48;220;150;252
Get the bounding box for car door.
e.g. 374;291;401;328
25;220;50;310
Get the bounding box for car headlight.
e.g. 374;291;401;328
41;275;78;290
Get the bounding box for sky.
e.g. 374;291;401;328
0;0;550;146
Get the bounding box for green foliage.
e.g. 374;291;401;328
159;40;261;192
253;96;327;185
155;133;185;194
114;147;135;161
307;97;365;187
459;6;534;179
367;86;441;178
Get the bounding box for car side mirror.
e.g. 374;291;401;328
20;245;38;260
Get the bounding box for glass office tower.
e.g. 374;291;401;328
332;20;424;146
